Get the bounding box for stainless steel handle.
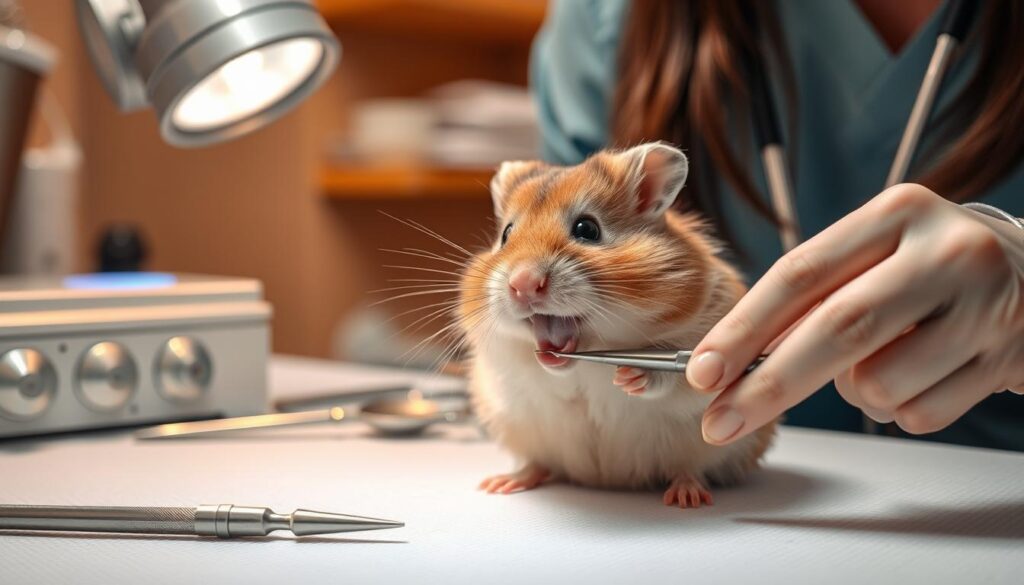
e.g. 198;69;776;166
885;34;957;188
675;352;768;374
0;505;195;534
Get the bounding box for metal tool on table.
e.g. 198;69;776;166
136;391;472;440
538;349;767;374
272;385;416;412
0;503;402;538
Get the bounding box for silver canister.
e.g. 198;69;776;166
0;22;56;248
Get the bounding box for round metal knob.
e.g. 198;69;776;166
0;348;58;421
155;337;212;403
75;342;138;412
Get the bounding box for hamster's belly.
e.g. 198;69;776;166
472;351;727;489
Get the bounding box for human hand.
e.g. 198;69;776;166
685;184;1024;444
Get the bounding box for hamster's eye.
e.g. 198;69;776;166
501;223;513;246
571;216;601;243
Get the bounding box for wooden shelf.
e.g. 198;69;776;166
321;164;494;199
315;0;547;45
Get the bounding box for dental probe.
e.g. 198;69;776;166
538;349;767;374
0;504;403;538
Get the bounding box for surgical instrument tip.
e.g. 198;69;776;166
287;509;404;536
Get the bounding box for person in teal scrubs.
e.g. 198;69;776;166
531;1;1024;451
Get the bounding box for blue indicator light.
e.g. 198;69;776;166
63;272;178;291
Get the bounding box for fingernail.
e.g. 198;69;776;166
688;351;725;390
863;407;895;424
703;407;744;443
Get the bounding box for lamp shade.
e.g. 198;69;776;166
77;0;340;147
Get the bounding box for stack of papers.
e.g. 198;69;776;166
427;80;539;167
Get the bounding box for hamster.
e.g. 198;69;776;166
458;142;776;508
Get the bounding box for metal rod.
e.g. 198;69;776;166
273;385;414;412
549;352;688;372
885;33;957;188
134;407;349;439
540;349;767;374
0;504;403;538
762;145;801;252
742;2;802;253
0;505;196;534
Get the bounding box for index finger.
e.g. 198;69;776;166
685;186;930;393
702;247;944;444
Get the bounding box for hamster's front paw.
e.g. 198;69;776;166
613;367;651;395
478;463;550;495
663;475;713;508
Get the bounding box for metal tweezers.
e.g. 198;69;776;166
540;349;766;373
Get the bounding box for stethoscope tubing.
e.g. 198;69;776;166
748;0;978;252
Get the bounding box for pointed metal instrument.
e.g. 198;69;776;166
134;407;351;439
0;503;403;538
135;397;470;440
538;349;767;373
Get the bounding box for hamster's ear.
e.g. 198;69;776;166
490;160;545;218
621;142;688;219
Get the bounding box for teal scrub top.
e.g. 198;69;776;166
531;0;1024;451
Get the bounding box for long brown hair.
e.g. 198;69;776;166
613;1;1023;234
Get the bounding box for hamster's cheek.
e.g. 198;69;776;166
537;360;578;376
492;314;535;345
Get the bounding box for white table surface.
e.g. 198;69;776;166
2;355;1022;584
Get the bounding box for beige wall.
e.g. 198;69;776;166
19;1;529;358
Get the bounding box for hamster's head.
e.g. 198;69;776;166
459;142;711;371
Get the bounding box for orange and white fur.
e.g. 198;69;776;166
459;143;775;508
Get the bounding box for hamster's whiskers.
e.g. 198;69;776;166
402;300;492;370
388;278;463;284
427;300;499;371
369;284;463;298
382;264;469;278
381;247;495;283
398;296;484;335
580;292;660;346
571;297;614;345
372;214;502;373
591;285;677;312
378;211;474;259
367;288;464;307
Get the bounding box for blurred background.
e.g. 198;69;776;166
8;0;546;365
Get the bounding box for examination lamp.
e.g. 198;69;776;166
75;0;340;147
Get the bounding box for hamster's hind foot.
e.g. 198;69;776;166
478;463;551;495
663;475;713;508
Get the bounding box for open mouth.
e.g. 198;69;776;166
529;314;581;368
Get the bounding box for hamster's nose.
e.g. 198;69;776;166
508;266;549;304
